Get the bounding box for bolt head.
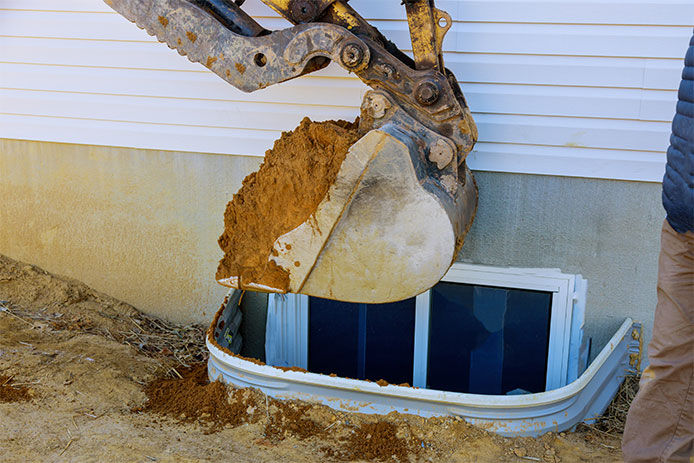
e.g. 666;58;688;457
289;0;316;23
376;63;396;79
415;81;440;106
429;139;454;169
363;93;391;119
341;43;365;69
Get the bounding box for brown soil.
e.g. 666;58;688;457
264;399;323;441
1;254;626;462
135;363;259;434
216;117;360;291
0;375;33;403
324;421;421;462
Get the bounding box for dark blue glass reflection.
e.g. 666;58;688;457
308;297;416;385
427;282;551;394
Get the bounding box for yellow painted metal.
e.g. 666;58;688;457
403;1;452;72
404;0;439;70
327;1;361;29
259;0;291;19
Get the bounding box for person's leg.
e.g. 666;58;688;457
622;219;694;462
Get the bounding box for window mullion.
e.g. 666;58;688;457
412;291;431;388
356;303;367;379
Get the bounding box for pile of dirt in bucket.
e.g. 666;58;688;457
216;117;360;291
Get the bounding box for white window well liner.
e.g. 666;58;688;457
207;289;642;437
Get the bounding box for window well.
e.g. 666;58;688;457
206;264;641;436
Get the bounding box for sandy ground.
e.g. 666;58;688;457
0;255;624;462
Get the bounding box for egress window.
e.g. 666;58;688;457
265;264;588;393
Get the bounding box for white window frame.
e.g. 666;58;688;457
265;263;587;392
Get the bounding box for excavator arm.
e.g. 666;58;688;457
105;0;475;157
104;0;479;303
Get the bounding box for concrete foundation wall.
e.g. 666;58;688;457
0;138;261;323
1;139;663;355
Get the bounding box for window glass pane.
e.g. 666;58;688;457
502;289;551;393
308;298;359;378
427;282;552;394
365;299;416;385
307;297;416;385
427;282;476;392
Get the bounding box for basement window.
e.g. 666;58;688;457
264;263;589;393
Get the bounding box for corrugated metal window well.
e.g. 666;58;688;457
207;263;641;436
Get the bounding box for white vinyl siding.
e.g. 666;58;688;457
1;0;692;181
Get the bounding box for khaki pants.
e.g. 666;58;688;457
623;220;694;462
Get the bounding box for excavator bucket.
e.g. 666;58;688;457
103;0;479;303
217;92;477;303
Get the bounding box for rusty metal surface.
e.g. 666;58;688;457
104;0;366;92
190;0;267;36
103;0;477;162
353;36;476;162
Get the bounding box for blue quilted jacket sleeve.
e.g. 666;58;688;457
662;32;694;233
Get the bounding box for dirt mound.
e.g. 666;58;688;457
133;366;423;460
134;363;258;434
0;254;207;371
134;362;325;440
216;117;360;291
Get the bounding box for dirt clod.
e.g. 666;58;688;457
0;375;32;403
216;117;360;291
324;421;420;462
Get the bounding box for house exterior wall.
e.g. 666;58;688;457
1;1;691;356
2;1;692;180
